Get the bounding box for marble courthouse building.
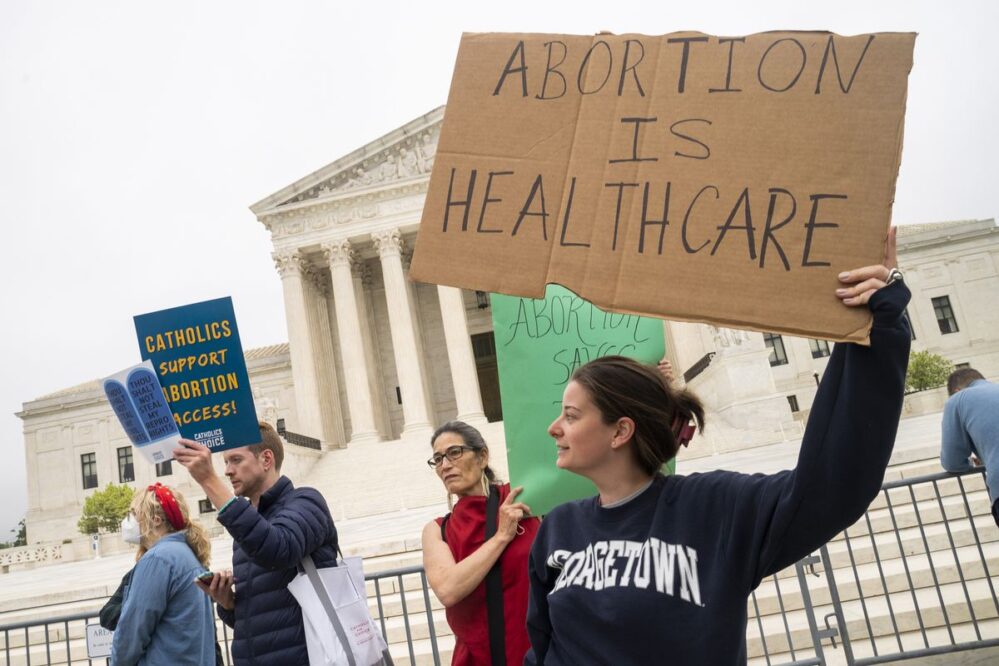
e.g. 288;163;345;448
15;106;999;552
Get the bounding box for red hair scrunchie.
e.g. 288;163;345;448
672;415;697;448
148;483;186;530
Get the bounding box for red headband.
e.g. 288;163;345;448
148;483;186;530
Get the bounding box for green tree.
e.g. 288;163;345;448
905;350;953;393
0;517;26;549
77;483;135;535
13;518;26;546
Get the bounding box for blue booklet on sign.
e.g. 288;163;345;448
103;360;182;464
133;296;260;452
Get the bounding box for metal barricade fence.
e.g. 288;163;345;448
2;469;996;665
745;467;999;665
827;468;999;664
0;566;437;666
0;612;237;666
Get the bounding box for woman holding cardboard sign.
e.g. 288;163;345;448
525;229;909;664
422;420;540;666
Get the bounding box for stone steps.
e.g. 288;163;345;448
742;463;999;663
386;635;455;666
747;579;999;661
750;541;999;619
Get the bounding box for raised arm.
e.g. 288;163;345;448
218;489;336;569
422;487;530;607
735;229;912;584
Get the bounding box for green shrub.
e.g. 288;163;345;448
77;483;135;535
905;350;953;393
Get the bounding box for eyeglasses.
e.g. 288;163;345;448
427;445;475;468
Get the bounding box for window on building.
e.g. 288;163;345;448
155;460;173;477
763;333;788;366
199;499;215;514
787;395;800;412
117;447;134;483
81;453;97;490
903;307;916;340
809;339;831;359
471;331;503;422
932;296;959;334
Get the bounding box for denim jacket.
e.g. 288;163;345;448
110;531;215;665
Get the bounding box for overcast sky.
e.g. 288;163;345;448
1;0;995;541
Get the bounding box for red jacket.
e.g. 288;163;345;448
436;483;540;665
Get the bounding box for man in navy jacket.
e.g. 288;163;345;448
175;421;338;665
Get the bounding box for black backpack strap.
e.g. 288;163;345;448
484;484;506;666
439;513;450;543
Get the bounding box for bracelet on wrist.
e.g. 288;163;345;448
217;496;239;516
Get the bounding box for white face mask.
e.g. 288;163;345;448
120;514;141;545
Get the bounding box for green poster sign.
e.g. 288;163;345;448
492;284;666;516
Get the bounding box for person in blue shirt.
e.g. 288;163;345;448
111;483;215;666
940;368;999;525
526;231;911;664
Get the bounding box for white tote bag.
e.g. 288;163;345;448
287;554;394;666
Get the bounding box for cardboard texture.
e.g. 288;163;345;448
410;31;916;343
492;284;666;515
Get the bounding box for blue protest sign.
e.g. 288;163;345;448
103;361;180;463
134;297;260;452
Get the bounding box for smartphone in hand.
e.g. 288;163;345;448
195;570;215;584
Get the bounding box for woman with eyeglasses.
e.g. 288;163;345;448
110;483;216;666
422;420;539;666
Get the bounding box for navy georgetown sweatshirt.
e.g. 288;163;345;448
525;282;911;665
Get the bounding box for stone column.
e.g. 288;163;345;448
372;229;433;435
437;286;487;424
303;266;346;448
353;259;392;436
272;251;324;440
322;240;381;444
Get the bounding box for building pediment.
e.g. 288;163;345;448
250;106;444;218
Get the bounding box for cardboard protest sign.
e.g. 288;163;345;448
134;297;259;452
410;31;915;343
103;360;182;464
493;284;665;515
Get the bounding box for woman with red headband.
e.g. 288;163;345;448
111;483;216;665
